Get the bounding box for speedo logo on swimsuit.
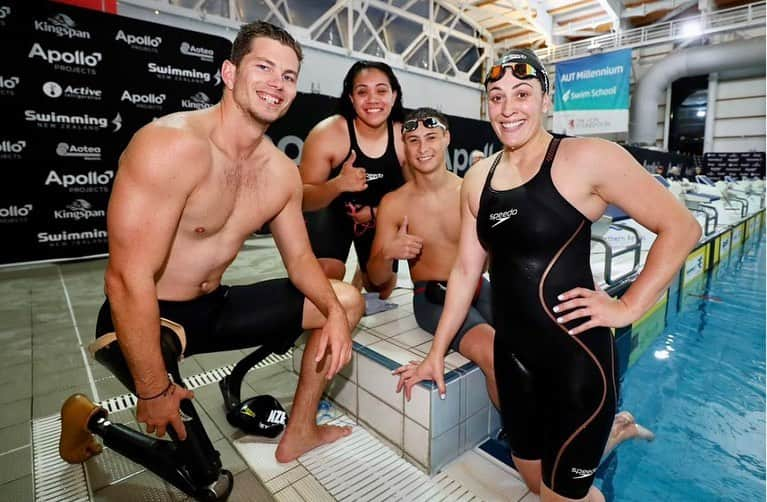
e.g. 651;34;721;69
179;41;214;62
571;467;597;480
489;208;518;227
34;13;92;39
366;173;384;182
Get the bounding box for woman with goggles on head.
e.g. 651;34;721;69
300;61;410;298
399;48;700;502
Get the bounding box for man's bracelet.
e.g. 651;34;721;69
136;380;173;400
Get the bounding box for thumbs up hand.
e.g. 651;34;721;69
334;150;367;193
385;216;423;260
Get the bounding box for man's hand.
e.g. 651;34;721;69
345;202;374;225
393;353;446;401
384;216;423;260
136;383;195;440
334;151;367;193
314;307;353;380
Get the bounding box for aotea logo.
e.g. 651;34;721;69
0;140;26;153
0;204;32;218
180;41;214;62
28;43;102;67
115;30;162;48
121;89;166;106
0;76;20;89
45;170;114;187
56;142;101;160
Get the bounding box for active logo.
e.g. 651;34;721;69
43;81;102;100
28;43;102;75
38;228;107;245
489;208;519;228
0;204;33;223
53;199;105;221
180;41;214;62
25;110;121;132
115;30;162;51
147;62;211;83
181;91;212;110
45;170;114;193
56;142;101;161
0;139;27;160
571;467;597;480
34;13;91;39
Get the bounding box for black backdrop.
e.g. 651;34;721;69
702;152;765;181
0;1;500;266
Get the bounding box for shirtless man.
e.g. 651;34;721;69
368;107;653;466
97;21;361;464
367;108;498;407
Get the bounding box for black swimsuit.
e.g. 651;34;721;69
476;137;617;498
306;117;404;271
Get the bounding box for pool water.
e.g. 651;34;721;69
597;235;766;501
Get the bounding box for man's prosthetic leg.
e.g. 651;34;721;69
59;321;233;501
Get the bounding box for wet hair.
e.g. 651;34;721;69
487;48;549;94
403;107;450;131
230;21;303;66
338;60;405;122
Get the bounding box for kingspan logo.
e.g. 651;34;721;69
54;199;105;221
38;228;107;244
34;13;91;39
56;142;101;160
25;110;121;132
180;41;214;62
115;30;162;51
29;43;103;68
147;62;211;83
0;76;20;90
0;204;33;222
121;89;166;109
181;91;212;110
45;170;114;188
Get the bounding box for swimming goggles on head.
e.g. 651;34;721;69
484;57;549;93
402;117;447;133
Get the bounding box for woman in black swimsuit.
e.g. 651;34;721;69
396;49;700;501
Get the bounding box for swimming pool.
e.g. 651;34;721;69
597;234;766;501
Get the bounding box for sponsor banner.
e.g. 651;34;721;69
719;230;732;261
553;49;632;135
731;223;745;250
703;152;765;181
682;246;707;286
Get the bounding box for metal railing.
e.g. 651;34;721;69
536;1;766;63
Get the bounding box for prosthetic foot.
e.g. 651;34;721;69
59;321;234;501
219;345;288;438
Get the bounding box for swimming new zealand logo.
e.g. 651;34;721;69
54;199;105;221
37;228;107;246
147;62;211;84
56;142;101;161
180;41;214;62
489;208;518;228
34;13;92;39
181;91;211;110
25;110;121;132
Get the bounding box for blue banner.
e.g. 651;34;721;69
553;48;632;135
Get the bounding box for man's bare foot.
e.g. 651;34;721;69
611;411;655;444
274;424;353;463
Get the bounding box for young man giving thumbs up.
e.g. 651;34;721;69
367;108;498;408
